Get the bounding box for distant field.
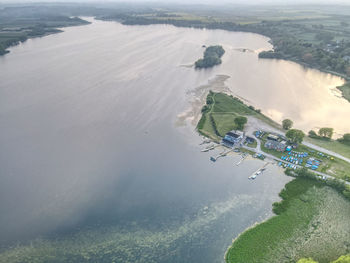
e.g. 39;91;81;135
225;178;350;263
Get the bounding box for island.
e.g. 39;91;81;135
195;45;225;69
197;91;350;263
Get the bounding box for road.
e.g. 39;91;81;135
303;141;350;164
246;116;350;164
242;143;350;186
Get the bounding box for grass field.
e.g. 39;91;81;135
197;92;278;140
337;83;350;103
225;178;350;263
306;137;350;160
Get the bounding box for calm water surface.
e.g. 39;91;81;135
0;19;346;262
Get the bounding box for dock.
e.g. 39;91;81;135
210;149;233;162
201;144;217;152
248;162;269;180
235;153;248;166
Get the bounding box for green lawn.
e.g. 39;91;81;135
211;113;238;136
225;178;350;263
197;92;275;139
337;82;350;103
306;137;350;160
259;140;350;181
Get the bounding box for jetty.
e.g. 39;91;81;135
210;149;233;162
248;162;269;180
235;153;248;166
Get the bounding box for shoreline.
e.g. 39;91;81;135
195;90;350;262
99;16;350;102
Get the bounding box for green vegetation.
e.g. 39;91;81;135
0;6;89;55
285;167;350;199
297;259;318;263
234;116;247;131
337;83;350;102
197;91;278;141
100;6;350;80
286;129;305;144
262;136;350;181
97;5;350;101
298;255;350;263
195;45;225;69
225;177;350;263
319;127;334;139
306;137;350;159
246;139;257;148
338;133;350;145
332;255;350;263
282;119;293;130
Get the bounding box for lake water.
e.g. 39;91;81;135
0;18;346;262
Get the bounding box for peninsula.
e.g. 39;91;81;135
197;91;350;263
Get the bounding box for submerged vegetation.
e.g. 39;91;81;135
225;177;350;263
195;45;225;69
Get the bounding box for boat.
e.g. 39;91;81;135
248;174;256;180
210;157;216;162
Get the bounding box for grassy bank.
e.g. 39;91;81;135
197;91;279;141
225;177;350;263
337;82;350;102
306;137;350;160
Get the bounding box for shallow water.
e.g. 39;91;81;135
0;18;346;262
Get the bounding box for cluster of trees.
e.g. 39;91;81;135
234;116;247;130
195;45;225;69
308;127;334;140
337;133;350;145
0;6;88;56
286;129;305;144
282;119;293;130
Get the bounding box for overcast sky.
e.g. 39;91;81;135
1;0;350;4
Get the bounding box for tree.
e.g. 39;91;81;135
318;127;334;139
308;130;318;138
206;96;214;105
234;116;247;130
338;133;350;145
286;129;305;144
282;119;293;130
